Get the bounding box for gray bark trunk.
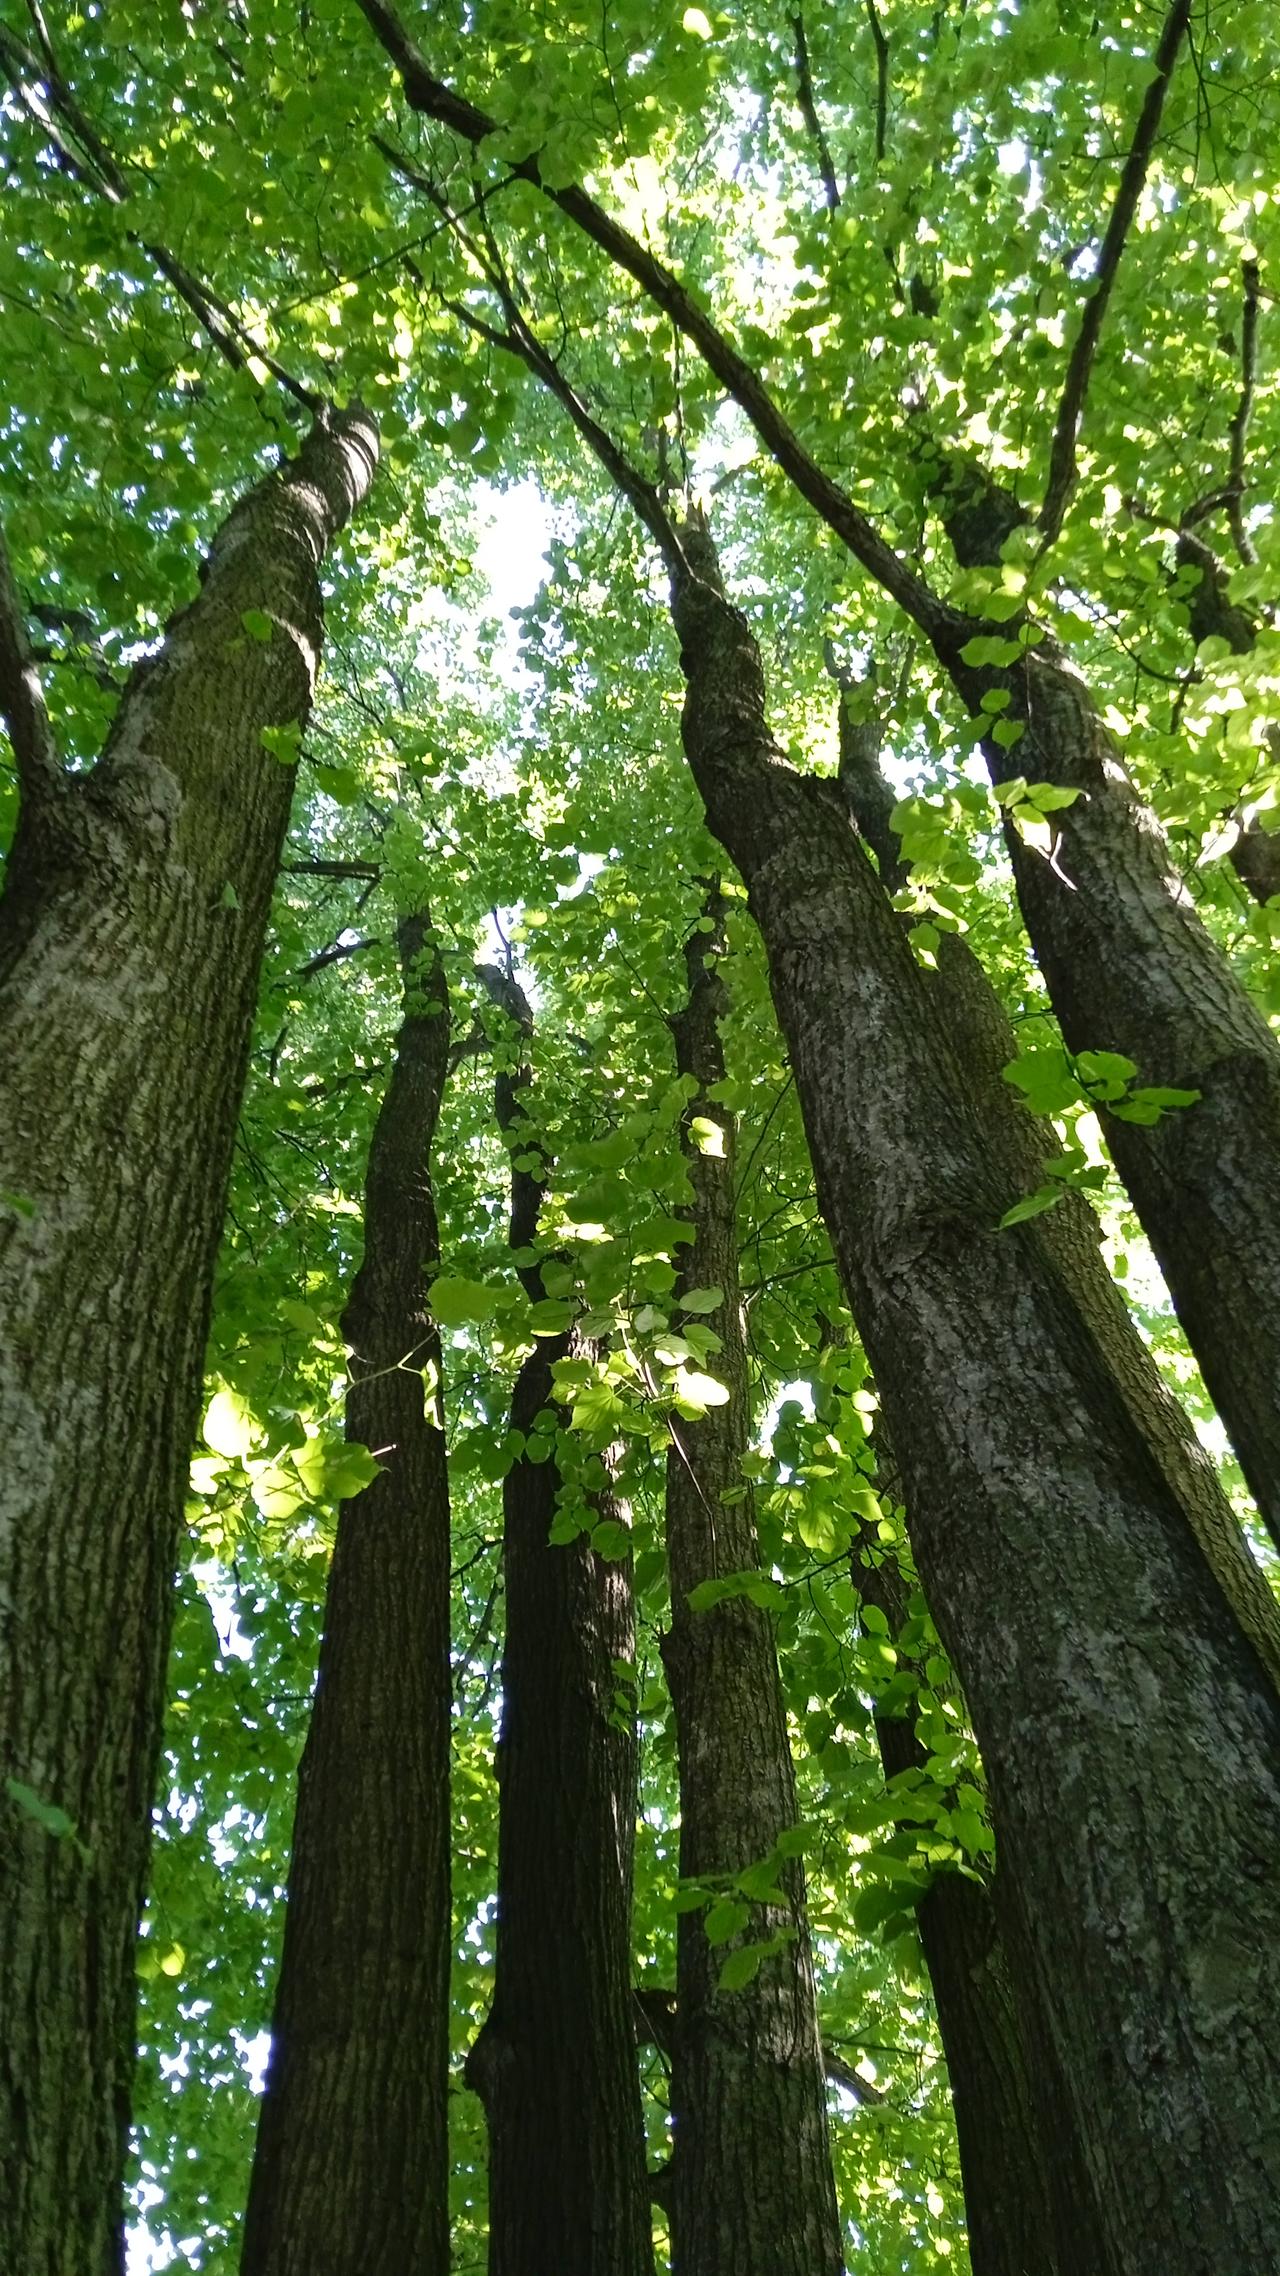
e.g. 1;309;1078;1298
930;473;1280;1553
836;681;1280;1692
0;409;377;2276
239;912;452;2276
464;976;653;2276
670;524;1280;2276
660;896;842;2276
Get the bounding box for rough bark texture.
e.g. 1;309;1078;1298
929;479;1280;1554
852;1424;1065;2276
1174;530;1280;907
670;525;1280;2276
660;897;841;2276
0;409;377;2276
239;913;452;2276
836;682;1280;1693
465;977;653;2276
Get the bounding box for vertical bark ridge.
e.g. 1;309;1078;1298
660;890;842;2276
240;911;453;2276
0;408;377;2276
464;974;653;2276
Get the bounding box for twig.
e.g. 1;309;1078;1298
1039;0;1193;546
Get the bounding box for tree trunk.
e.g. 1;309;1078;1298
659;894;842;2276
933;472;1280;1555
239;912;452;2276
464;974;653;2276
1174;529;1280;907
960;629;1280;1559
669;524;1280;2276
0;409;377;2276
835;679;1280;1693
852;1419;1069;2276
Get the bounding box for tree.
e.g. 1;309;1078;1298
659;891;841;2276
463;969;654;2276
5;5;1280;2271
0;409;377;2276
240;911;453;2276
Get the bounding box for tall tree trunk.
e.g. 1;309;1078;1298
239;912;452;2276
852;1418;1070;2276
0;409;377;2276
936;471;1280;1556
835;675;1280;1692
668;523;1280;2276
464;972;653;2276
660;894;842;2276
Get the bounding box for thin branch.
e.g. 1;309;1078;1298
281;858;382;880
0;18;321;414
355;0;967;650
791;10;839;211
0;518;64;802
864;0;890;167
1039;0;1193;546
290;934;381;984
1227;258;1261;568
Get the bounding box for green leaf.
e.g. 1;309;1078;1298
430;1275;501;1327
671;1368;732;1417
704;1897;750;1945
202;1387;254;1460
676;1286;724;1314
5;1777;80;1844
682;5;713;34
259;722;302;764
240;607;273;643
999;1185;1063;1228
718;1942;766;1990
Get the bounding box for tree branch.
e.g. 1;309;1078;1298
0;518;64;803
791;10;839;211
1227;257;1261;568
864;0;890;167
355;0;967;650
1039;0;1193;545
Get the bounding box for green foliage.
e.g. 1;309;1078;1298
6;0;1279;2265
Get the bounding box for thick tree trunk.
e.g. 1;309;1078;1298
836;683;1280;1692
0;409;377;2276
239;913;452;2276
669;527;1280;2276
659;897;842;2276
934;477;1280;1554
852;1419;1069;2276
464;976;653;2276
959;630;1280;1559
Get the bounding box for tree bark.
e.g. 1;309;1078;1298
464;975;653;2276
668;524;1280;2276
1174;528;1280;905
930;472;1280;1556
0;408;377;2276
835;679;1280;1693
659;894;842;2276
239;912;452;2276
852;1421;1070;2276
